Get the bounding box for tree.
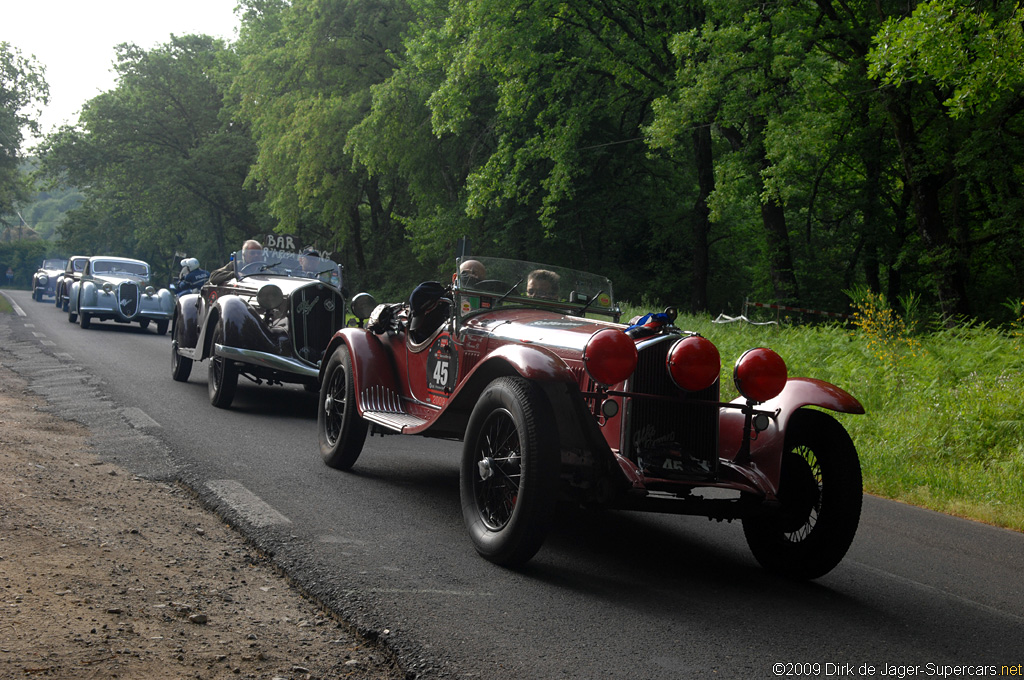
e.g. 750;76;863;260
868;0;1024;319
233;0;420;295
1;41;48;226
38;35;262;282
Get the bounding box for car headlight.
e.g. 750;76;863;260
102;282;115;294
666;334;721;392
733;347;788;403
256;285;285;311
145;286;156;296
38;274;48;284
582;328;637;387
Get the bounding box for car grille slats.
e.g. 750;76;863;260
117;282;140;318
625;337;720;481
289;284;345;365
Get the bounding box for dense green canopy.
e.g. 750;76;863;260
17;0;1024;321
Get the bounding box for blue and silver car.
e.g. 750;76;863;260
68;256;175;334
31;258;68;302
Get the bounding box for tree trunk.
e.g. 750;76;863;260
884;95;971;317
690;126;714;312
760;196;800;304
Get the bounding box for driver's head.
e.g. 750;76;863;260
527;269;560;299
459;259;486;286
241;239;263;264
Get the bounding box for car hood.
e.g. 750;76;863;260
38;268;64;276
92;274;150;286
224;274;334;296
464;308;624;353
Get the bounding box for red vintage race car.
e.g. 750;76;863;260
318;256;864;579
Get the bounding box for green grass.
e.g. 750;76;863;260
619;300;1024;532
0;293;14;314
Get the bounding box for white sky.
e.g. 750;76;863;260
5;0;242;146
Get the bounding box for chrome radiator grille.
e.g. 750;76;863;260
117;282;140;318
625;337;720;481
289;284;345;365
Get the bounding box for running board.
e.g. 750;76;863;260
359;385;427;432
362;411;427;432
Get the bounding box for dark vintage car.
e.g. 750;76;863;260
54;255;89;311
171;247;346;409
31;258;68;302
68;256;175;333
317;256;865;579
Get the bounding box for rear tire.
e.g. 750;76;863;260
156;319;169;336
460;377;559;567
742;409;862;580
207;322;237;408
79;311;91;329
318;345;368;470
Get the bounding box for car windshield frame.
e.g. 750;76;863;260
90;259;150;279
229;248;342;289
453;255;620;322
42;259;67;271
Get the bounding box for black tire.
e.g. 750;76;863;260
207;322;237;408
318;345;368;470
62;297;69;312
171;338;193;382
79;311;91;329
139;319;151;330
67;305;77;323
460;376;559;567
742;409;862;580
155;319;169;336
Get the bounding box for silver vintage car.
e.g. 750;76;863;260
68;256;175;334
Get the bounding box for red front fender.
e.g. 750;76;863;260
719;378;863;495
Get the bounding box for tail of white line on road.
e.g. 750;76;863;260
206;479;292;527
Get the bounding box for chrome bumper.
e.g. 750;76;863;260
213;343;319;378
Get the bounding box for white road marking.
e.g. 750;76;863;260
0;292;27;317
206;480;292;527
121;407;161;429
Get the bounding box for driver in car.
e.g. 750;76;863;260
209;239;263;285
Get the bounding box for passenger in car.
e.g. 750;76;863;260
526;269;560;300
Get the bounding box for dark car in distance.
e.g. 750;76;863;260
31;258;68;302
316;255;865;579
54;256;89;311
171;246;346;409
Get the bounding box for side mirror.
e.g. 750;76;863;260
350;292;377;321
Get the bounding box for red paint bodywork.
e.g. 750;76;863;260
324;302;863;504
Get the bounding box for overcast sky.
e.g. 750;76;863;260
6;0;241;146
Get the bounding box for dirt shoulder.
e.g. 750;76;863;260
0;360;405;679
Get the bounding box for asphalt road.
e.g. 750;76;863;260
3;288;1023;679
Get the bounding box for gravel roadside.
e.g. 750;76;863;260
0;303;406;679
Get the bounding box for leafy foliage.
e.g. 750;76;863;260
1;42;48;224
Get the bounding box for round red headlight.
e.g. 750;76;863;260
583;328;638;387
733;347;788;403
666;335;721;392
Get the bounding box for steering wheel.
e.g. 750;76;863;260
474;279;512;294
238;261;265;275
